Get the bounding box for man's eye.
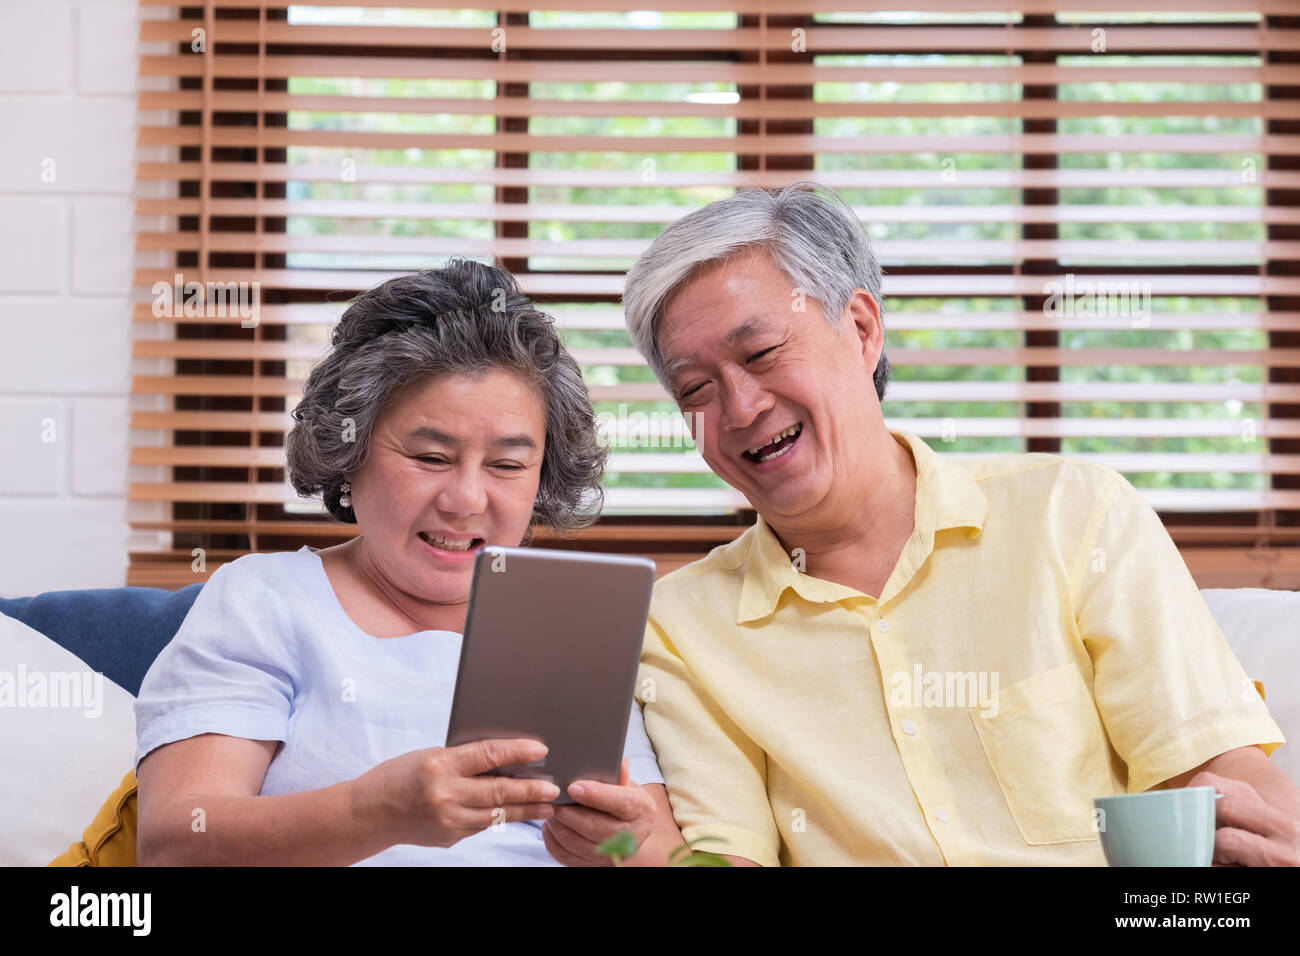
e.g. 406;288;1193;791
415;455;448;464
680;382;706;401
493;462;524;471
747;345;778;363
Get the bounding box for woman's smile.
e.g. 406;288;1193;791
416;530;486;563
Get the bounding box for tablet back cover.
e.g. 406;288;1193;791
446;547;655;801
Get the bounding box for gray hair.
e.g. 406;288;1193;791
286;259;605;532
622;181;891;400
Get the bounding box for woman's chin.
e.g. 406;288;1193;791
407;571;472;606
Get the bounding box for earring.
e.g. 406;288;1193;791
339;481;352;509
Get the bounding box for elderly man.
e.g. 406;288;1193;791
620;181;1297;866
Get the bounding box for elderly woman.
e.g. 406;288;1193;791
134;259;684;866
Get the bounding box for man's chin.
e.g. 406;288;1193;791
738;477;824;523
710;452;824;520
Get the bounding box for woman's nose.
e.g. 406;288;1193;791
437;466;488;516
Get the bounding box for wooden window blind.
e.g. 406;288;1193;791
130;0;1300;588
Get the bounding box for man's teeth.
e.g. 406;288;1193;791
747;424;801;458
758;442;795;463
423;533;477;551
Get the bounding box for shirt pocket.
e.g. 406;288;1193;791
968;663;1111;845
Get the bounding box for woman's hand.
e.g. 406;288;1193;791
541;759;677;866
354;737;561;849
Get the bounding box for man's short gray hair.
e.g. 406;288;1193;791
622;181;891;400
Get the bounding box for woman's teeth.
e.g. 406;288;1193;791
420;532;478;551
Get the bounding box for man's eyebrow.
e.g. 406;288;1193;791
661;315;777;390
725;315;776;345
661;354;695;390
407;426;536;450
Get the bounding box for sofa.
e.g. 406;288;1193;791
1;582;1297;866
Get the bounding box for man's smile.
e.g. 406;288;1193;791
740;421;804;468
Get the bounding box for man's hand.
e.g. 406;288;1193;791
1159;745;1300;867
1189;770;1300;867
541;760;681;866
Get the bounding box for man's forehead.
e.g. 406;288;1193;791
662;311;781;355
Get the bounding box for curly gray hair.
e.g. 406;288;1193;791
286;259;605;532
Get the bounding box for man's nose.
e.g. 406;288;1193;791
719;369;773;433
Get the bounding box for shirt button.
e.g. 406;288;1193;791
902;719;917;736
936;810;951;824
877;616;889;632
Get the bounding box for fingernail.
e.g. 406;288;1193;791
569;782;586;799
542;783;560;800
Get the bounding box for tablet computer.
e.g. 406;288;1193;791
445;546;656;804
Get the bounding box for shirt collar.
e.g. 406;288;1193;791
735;428;989;625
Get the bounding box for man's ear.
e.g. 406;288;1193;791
842;288;883;367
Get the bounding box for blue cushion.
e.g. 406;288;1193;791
0;584;203;697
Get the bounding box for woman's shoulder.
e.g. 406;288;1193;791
168;548;327;665
220;545;319;574
204;547;325;603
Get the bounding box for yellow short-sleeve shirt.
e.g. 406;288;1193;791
638;428;1285;866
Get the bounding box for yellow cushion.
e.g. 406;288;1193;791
47;770;137;867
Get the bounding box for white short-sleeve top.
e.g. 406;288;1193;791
134;546;664;866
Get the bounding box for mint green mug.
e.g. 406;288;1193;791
1093;786;1222;867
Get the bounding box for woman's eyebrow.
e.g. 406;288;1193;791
492;435;538;450
408;426;457;444
407;426;536;450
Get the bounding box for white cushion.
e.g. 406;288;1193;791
0;611;137;866
1200;588;1300;786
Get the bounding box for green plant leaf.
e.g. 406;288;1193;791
596;830;639;861
672;851;733;867
667;843;692;865
668;836;734;867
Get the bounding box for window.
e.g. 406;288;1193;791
130;1;1300;587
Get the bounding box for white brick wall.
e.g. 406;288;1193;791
0;0;139;596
